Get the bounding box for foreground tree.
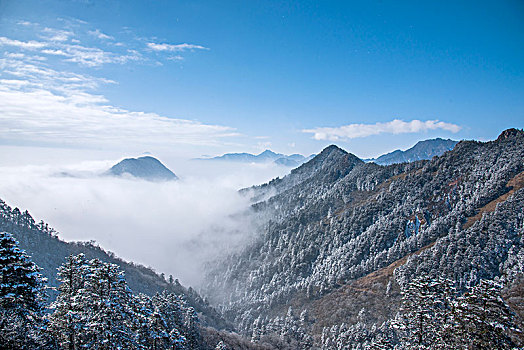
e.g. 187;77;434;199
454;279;521;349
49;256;138;348
48;254;90;349
48;254;196;349
395;276;522;349
395;276;455;349
0;231;50;348
83;258;138;348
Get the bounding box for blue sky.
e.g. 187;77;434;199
0;0;523;160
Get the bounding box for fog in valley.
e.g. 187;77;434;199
0;154;291;287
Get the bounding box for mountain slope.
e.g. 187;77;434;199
203;129;524;342
243;145;357;204
107;156;178;181
368;138;458;165
0;200;229;330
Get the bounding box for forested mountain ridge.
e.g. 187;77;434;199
0;200;230;331
243;145;360;205
204;128;524;346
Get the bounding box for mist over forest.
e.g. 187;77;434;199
0;157;289;286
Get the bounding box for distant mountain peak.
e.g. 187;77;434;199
107;156;178;181
258;149;278;156
369;138;458;165
308;145;353;166
320;144;348;155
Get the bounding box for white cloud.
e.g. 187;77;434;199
17;20;35;26
147;42;209;52
303;119;462;141
0;55;239;150
167;55;184;61
0;57;114;90
0;34;139;67
88;29;114;40
41;28;74;42
59;44;142;67
0;23;226;150
41;49;68;56
0;36;47;49
0;87;239;149
36;40;142;67
3;21;207;68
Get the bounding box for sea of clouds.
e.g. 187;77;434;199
0;151;290;287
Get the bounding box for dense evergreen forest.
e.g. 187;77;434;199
1;129;523;349
204;128;524;348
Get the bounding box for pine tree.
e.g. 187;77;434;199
48;253;90;349
0;231;49;349
83;258;137;349
151;291;193;349
455;279;521;349
133;293;158;348
49;255;140;349
395;275;455;349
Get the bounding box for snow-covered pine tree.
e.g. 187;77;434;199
395;275;454;349
455;279;521;349
152;291;194;348
83;258;137;349
0;231;49;349
298;309;313;348
133;293;159;348
182;305;201;348
50;255;139;349
48;253;90;349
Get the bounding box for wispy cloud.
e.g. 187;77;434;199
0;54;239;150
88;29;114;40
0;87;239;148
0;20;228;151
147;42;209;52
303;119;461;141
0;35;139;67
41;43;142;67
167;55;184;61
0;56;114;90
17;20;36;27
1;20;208;68
41;27;74;42
0;36;47;49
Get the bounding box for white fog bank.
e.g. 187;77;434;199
0;157;290;287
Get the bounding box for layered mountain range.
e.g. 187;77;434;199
196;150;315;167
198;137;458;169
